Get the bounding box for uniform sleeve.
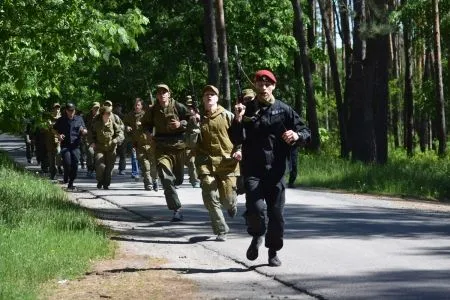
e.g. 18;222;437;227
113;120;125;145
175;101;189;129
88;119;97;144
141;107;154;134
289;107;311;146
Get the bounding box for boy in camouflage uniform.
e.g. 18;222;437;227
143;84;190;222
193;85;241;241
89;106;124;189
123;98;158;191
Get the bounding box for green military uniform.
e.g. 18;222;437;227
143;94;190;212
123;109;158;189
83;102;100;175
185;96;199;187
194;105;240;236
89;107;124;189
44;107;62;179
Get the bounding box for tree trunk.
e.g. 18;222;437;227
203;0;219;87
391;32;401;148
349;0;373;162
402;0;414;156
318;0;349;158
294;49;304;116
370;0;390;164
432;0;446;156
307;0;316;73
292;0;321;151
215;0;231;110
338;0;352;157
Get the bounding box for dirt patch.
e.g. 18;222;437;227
40;251;199;300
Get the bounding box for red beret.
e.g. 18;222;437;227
254;69;277;84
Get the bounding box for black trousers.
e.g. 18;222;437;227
288;147;298;185
116;142;126;171
245;176;286;251
61;147;80;184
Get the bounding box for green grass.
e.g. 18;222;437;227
298;148;450;202
0;152;113;299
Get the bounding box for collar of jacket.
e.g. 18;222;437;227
257;95;275;106
205;105;224;119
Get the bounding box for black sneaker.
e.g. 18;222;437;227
97;182;102;189
144;185;152;191
246;236;263;261
268;249;282;267
67;182;75;189
152;181;158;192
171;210;183;222
103;185;109;190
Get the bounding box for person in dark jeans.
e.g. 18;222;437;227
53;103;87;189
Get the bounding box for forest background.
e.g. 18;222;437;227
1;0;449;200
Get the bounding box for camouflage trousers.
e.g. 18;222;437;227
137;145;158;186
156;146;185;211
199;174;237;235
48;148;61;179
185;149;198;185
83;142;95;172
95;150;116;187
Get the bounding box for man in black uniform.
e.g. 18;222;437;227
232;70;310;267
53;103;88;189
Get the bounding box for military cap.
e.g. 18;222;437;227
65;103;76;110
156;84;170;92
92;102;100;108
202;85;219;96
254;69;277;84
242;89;256;99
103;100;113;107
53;102;61;108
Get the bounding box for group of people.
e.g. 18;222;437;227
24;69;311;267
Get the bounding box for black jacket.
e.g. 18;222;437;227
231;99;310;182
53;115;86;149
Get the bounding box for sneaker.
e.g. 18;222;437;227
68;182;75;189
246;236;263;261
152;181;158;192
171;210;183;222
191;181;199;188
27;159;32;164
103;185;109;190
118;170;126;175
227;205;237;218
268;249;282;267
144;185;152;191
97;182;102;189
216;234;227;242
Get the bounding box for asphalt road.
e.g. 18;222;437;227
2;133;450;299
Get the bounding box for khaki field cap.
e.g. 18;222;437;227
242;89;255;99
103;100;113;107
156;84;170;92
254;69;277;84
53;102;61;108
202;85;219;96
92;102;100;108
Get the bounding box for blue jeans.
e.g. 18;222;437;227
131;147;139;176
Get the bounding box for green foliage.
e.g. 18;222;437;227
0;1;148;132
0;152;113;299
298;147;450;201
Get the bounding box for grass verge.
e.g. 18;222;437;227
298;149;450;202
0;152;113;299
